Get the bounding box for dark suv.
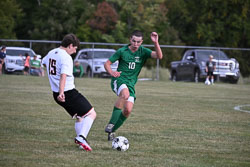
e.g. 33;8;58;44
170;49;240;83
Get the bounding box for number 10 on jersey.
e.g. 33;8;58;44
128;62;135;70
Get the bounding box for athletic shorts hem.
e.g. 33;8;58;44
53;89;93;117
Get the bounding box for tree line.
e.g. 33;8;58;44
0;0;249;76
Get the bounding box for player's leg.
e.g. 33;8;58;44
113;99;134;132
75;108;96;151
105;87;129;132
211;72;214;84
54;89;96;151
75;108;96;139
0;62;2;75
205;72;210;83
105;79;129;131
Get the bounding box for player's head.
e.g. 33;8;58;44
209;55;213;60
61;34;80;55
1;45;6;51
25;53;29;57
129;30;143;51
74;61;80;66
130;30;144;40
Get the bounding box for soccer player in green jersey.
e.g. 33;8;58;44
104;30;163;141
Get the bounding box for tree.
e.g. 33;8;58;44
87;1;118;33
106;0;183;68
0;0;23;39
166;0;250;76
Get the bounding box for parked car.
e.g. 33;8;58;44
3;47;41;74
74;48;118;77
170;49;240;83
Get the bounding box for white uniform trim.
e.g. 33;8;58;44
118;84;127;96
113;82;134;104
127;96;135;103
42;48;75;92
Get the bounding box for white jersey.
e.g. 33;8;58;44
42;48;75;92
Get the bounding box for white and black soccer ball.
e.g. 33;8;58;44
112;136;129;152
205;80;211;85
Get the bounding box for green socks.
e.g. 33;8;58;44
109;106;127;132
109;106;122;124
113;112;127;132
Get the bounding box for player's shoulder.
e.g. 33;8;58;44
117;45;129;52
140;45;151;51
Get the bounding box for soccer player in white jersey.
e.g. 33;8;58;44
42;34;96;151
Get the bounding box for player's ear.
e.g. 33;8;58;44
69;44;73;49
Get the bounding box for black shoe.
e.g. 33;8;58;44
108;132;115;141
105;123;114;133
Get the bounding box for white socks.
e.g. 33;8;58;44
75;116;94;138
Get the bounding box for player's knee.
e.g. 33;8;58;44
120;92;130;100
123;108;132;117
89;108;97;120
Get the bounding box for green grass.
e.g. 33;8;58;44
0;75;250;167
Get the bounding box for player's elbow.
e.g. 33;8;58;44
156;53;163;60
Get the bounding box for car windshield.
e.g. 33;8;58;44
6;49;35;57
88;51;115;58
196;50;229;61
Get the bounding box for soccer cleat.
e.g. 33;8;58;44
75;135;92;151
105;123;114;133
108;132;115;141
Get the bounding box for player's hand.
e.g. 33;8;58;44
151;32;159;43
57;93;65;102
111;71;122;78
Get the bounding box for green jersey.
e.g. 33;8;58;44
109;45;152;86
30;59;41;68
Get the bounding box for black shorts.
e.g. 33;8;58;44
207;71;214;76
53;89;93;118
24;66;29;72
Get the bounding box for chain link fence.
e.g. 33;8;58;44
1;39;250;83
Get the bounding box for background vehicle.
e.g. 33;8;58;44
74;48;118;77
170;49;240;83
4;47;41;74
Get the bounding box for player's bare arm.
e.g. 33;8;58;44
58;73;67;102
150;32;163;59
104;60;121;78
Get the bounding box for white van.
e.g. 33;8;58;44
74;48;118;77
4;47;41;74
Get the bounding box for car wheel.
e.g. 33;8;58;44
230;78;238;84
194;70;200;83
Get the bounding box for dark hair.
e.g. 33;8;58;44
25;53;29;57
1;45;6;50
130;30;143;39
61;34;80;48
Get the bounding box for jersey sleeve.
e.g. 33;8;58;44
144;47;152;59
61;55;73;76
109;49;121;63
42;56;47;66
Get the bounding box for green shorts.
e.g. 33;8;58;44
111;77;136;101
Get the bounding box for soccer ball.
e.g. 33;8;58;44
205;80;211;85
112;136;129;151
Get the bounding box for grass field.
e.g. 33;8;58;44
0;75;250;167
